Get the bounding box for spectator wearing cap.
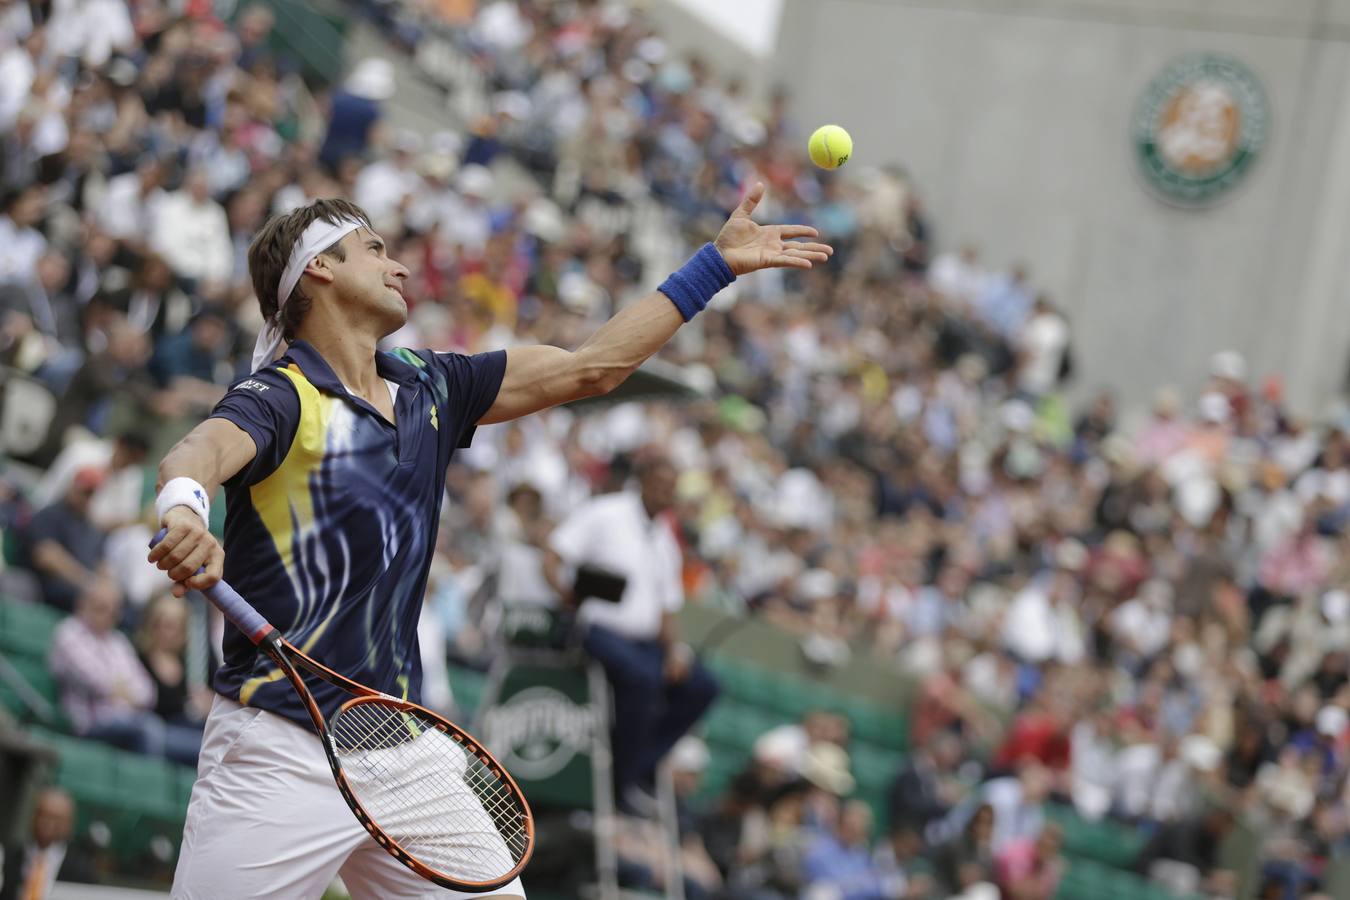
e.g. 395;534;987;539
35;431;150;531
546;450;719;816
19;465;111;612
752;709;851;780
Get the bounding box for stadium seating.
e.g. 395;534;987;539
1046;803;1147;870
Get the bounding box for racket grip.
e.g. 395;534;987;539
150;528;275;644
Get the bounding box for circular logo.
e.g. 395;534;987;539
481;686;596;780
1133;54;1269;206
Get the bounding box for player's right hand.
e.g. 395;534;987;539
148;506;224;598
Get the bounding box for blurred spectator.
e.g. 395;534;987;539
0;787;94;900
48;578;201;765
135;593;210;728
931;803;997;897
19;467;109;612
1135;806;1239;897
753;710;850;779
800;800;887;900
34;431;149;529
994;821;1065;900
320;57;394;171
887;729;966;835
150;167;232;290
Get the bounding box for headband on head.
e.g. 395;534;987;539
249;215;364;371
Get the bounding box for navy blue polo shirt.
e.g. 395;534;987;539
207;340;505;725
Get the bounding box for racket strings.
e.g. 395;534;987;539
331;701;527;883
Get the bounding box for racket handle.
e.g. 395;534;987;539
150;528;275;644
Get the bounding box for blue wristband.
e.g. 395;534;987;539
658;243;736;322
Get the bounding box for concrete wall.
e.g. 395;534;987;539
772;0;1350;416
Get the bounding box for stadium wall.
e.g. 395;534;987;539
774;0;1350;417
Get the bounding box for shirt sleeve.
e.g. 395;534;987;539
430;350;507;448
208;368;301;488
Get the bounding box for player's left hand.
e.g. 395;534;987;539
713;182;833;276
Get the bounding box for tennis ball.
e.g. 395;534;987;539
808;125;852;170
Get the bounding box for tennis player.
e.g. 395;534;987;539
148;185;830;898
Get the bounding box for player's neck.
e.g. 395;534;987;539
300;327;381;394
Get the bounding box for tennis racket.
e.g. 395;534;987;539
151;530;534;892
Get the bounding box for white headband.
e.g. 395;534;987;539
250;216;364;371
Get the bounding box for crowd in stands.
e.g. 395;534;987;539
1;1;1348;898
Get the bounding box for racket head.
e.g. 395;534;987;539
325;694;535;891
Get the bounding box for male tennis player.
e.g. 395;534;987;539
148;185;829;898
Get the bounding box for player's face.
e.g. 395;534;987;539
332;227;410;335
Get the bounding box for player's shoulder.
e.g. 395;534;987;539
217;365;302;415
227;365;296;395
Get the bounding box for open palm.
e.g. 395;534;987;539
713;182;834;276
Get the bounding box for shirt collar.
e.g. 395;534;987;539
276;340;422;394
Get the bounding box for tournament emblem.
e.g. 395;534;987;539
482;685;597;780
1133;54;1269;206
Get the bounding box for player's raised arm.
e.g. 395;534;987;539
478;182;832;425
147;418;258;596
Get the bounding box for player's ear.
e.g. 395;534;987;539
305;254;338;285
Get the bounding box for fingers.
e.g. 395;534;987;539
185;545;224;592
168;539;212;584
735;181;765;218
147;522;192;564
768;256;815;270
778;224;820;240
781;247;832;264
785;241;833;257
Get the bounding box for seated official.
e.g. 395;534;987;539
545;450;718;816
0;787;94;900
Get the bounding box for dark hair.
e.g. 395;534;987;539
115;431;151;454
246;198;372;341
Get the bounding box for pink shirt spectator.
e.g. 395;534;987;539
49;614;155;733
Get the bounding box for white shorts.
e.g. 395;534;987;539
172;695;527;900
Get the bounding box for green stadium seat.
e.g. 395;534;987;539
7;653;58;706
843;700;909;751
38;732;122;809
1047;804;1145;869
116;753;182;819
0;598;62;658
850;741;901;795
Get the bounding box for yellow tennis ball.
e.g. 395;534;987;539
808;125;852;170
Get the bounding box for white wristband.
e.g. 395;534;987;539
156;477;211;530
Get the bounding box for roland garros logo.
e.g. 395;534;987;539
1133;54;1269;206
482;686;597;780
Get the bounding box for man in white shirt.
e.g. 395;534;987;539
151;168;233;288
0;185;48;288
97;156;166;245
546;451;719;814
